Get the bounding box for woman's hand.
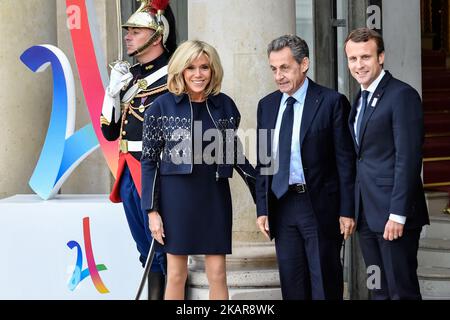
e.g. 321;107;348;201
148;211;165;245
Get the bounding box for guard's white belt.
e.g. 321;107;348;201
120;140;142;153
127;141;142;152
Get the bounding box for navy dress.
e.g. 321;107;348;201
157;101;233;255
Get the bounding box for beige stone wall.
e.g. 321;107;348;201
0;0;57;199
188;0;296;241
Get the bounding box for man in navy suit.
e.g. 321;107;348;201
255;35;356;300
344;28;429;300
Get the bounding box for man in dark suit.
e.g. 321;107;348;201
344;28;429;300
255;35;356;300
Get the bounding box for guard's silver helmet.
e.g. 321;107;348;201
123;0;170;56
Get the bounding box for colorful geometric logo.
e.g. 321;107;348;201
19;0;119;200
20;45;100;200
67;217;109;294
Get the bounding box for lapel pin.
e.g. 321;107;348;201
371;97;378;108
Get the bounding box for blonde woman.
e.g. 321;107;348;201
141;40;256;300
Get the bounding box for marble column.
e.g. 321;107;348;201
187;0;296;299
0;0;57;199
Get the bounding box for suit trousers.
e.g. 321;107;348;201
273;190;343;300
120;165;167;273
357;209;422;300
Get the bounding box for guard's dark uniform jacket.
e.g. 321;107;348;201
101;54;169;202
141;92;257;213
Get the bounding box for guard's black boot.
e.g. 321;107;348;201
148;271;165;300
184;274;189;299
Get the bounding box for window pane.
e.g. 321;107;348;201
296;0;315;81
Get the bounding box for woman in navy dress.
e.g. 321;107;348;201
141;40;256;300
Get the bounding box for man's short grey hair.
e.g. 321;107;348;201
267;34;309;65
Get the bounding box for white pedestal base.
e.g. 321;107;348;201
0;195;142;300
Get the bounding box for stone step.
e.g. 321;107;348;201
425;191;448;216
187;268;281;300
418;266;450;299
421;214;450;239
189;287;282;300
419;238;450;268
189;268;280;288
187;242;281;300
189;242;278;271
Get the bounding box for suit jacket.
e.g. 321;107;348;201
348;71;429;232
256;79;356;238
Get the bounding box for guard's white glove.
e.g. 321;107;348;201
102;61;133;124
107;61;133;97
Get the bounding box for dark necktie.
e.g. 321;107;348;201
356;90;370;144
271;96;297;199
